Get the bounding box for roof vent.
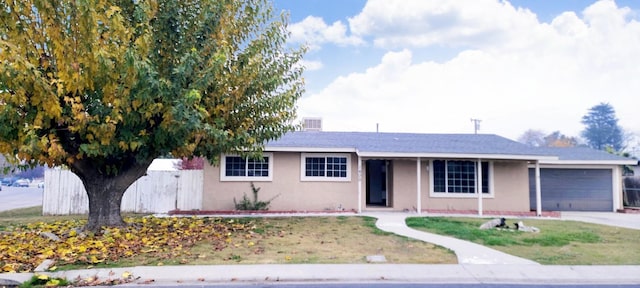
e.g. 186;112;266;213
303;117;322;131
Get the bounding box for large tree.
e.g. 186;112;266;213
0;0;305;230
581;103;624;151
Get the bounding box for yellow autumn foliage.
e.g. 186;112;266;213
0;216;255;272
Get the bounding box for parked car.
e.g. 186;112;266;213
1;177;17;186
11;178;30;187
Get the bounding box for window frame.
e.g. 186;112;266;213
300;153;351;182
429;159;494;198
220;153;274;182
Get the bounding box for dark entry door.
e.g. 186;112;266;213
366;160;390;207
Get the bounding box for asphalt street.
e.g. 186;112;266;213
0;186;43;211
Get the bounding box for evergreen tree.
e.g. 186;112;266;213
581;103;624;151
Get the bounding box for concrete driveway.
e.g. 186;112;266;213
560;211;640;230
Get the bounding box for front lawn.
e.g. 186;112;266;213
0;207;456;272
406;217;640;265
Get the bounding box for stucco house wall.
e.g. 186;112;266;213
422;161;529;212
203;152;359;211
204;153;532;213
201;132;634;213
387;159;420;211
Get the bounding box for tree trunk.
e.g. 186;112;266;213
84;177;128;231
70;158;152;231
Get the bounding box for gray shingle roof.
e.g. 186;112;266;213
533;147;634;162
267;131;550;158
266;131;635;164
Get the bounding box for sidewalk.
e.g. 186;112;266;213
3;264;640;285
2;212;640;285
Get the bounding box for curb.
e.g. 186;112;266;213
2;264;640;286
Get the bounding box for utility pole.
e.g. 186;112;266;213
470;118;481;134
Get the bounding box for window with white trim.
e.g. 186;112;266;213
301;153;351;181
220;153;273;181
432;160;490;194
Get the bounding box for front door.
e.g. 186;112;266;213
366;160;392;207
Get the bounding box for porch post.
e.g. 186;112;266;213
612;166;621;212
535;161;542;216
357;156;362;213
477;159;483;216
417;157;422;214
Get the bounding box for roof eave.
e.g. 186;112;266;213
352;152;558;161
265;146;358;153
539;160;638;165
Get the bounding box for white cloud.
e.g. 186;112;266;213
299;0;640;140
289;16;365;50
348;0;540;49
299;60;324;71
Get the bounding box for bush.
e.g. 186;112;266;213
20;274;70;287
234;182;279;211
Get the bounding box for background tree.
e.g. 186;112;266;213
581;103;624;151
0;0;305;230
517;129;546;147
518;130;578;147
543;131;578;147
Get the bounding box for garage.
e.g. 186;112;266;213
529;168;613;212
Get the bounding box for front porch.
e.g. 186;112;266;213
357;156;546;216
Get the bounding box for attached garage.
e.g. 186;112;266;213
528;147;636;213
529;168;613;211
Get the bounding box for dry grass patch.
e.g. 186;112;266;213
1;208;456;271
129;216;456;265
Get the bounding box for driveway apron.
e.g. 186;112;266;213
561;211;640;230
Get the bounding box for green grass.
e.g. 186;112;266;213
0;206;146;231
20;275;70;288
0;206;45;219
0;206;82;231
407;217;640;265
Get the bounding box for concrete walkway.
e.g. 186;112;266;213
365;212;540;265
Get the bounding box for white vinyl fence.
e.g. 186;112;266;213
43;169;203;215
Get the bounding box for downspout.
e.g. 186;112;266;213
477;159;483;216
357;154;362;214
417;157;421;214
535;161;542;216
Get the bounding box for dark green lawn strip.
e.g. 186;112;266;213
406;216;640;265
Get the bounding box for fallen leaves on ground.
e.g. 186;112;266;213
0;216;255;272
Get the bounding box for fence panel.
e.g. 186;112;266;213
624;188;640;207
176;170;204;211
623;176;640;208
43;169;202;215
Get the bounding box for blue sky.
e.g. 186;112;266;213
271;0;640;151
